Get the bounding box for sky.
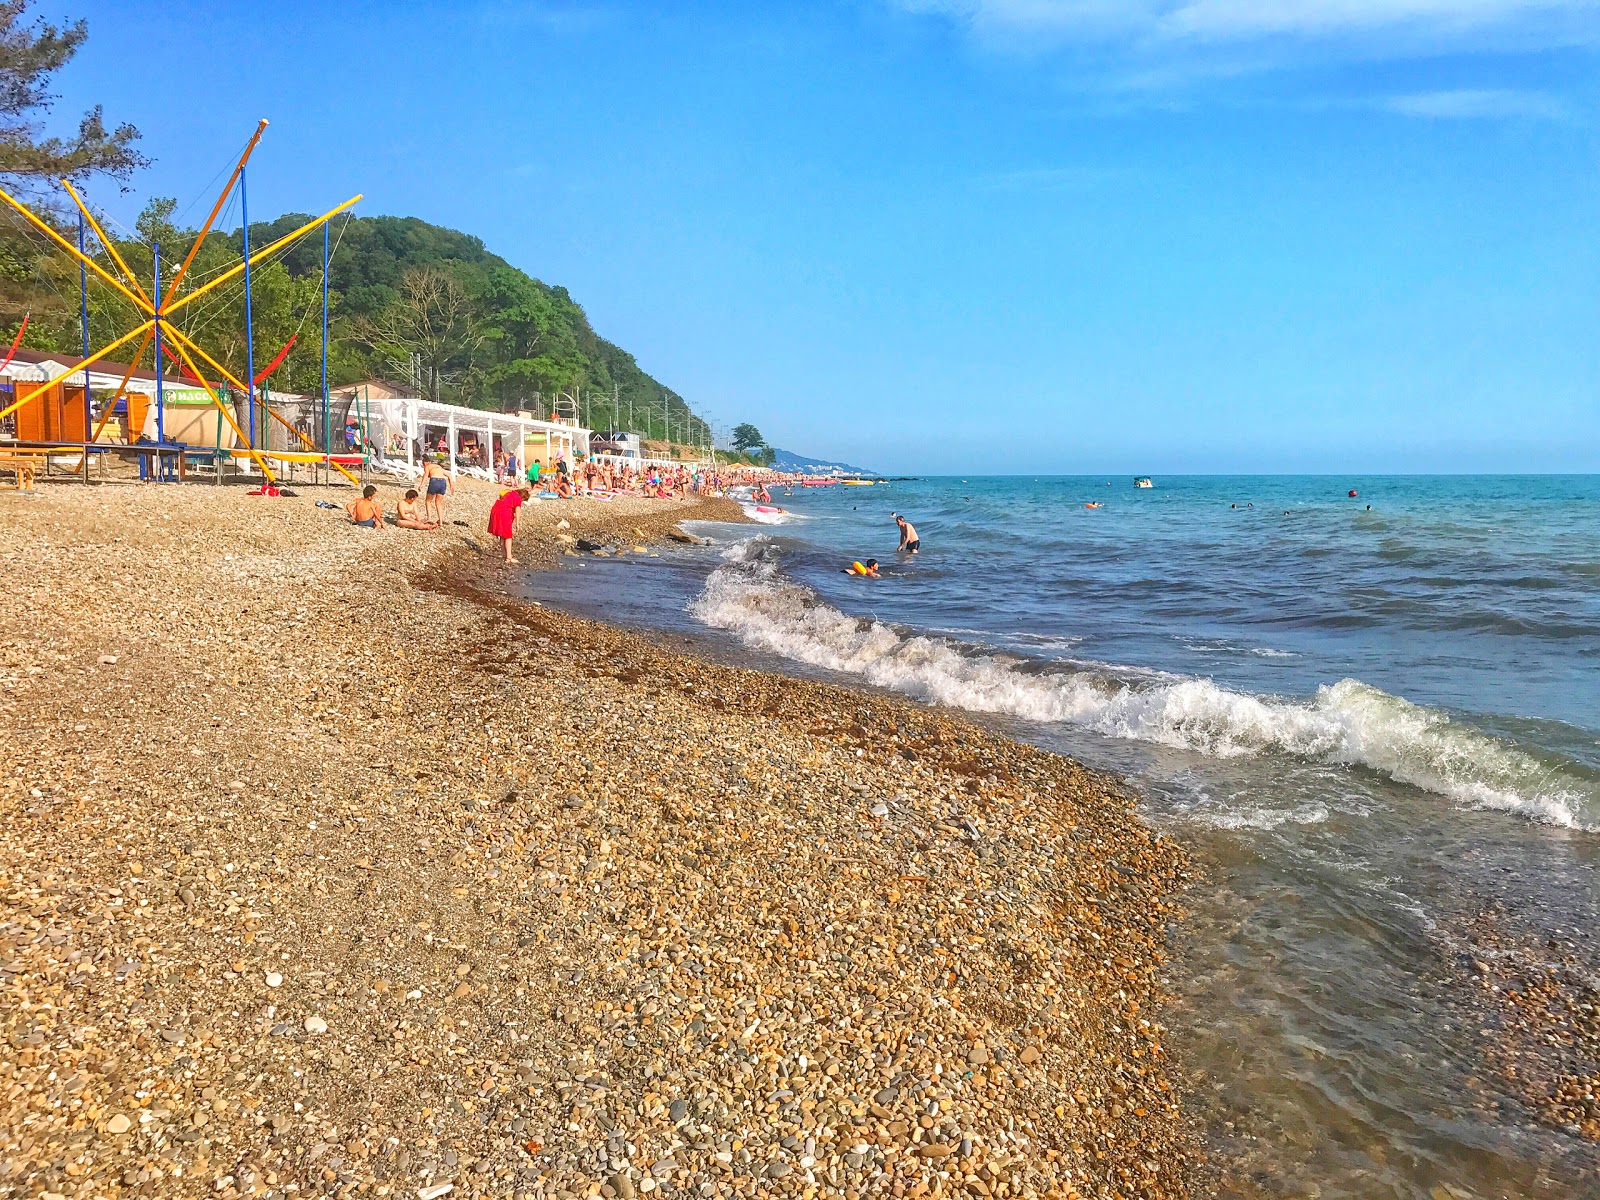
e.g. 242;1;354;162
38;0;1600;474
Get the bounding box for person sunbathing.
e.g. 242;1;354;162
346;485;385;530
396;489;438;530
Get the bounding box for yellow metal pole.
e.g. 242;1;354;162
0;186;155;316
0;320;155;422
160;119;268;308
159;326;277;484
162;195;362;318
163;325;357;484
60;180;152;308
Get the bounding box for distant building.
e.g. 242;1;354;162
332;378;410;402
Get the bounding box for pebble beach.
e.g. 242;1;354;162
0;481;1197;1200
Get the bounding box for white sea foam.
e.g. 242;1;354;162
1201;802;1331;831
739;502;795;525
690;538;1599;829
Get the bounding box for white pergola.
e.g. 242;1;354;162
360;396;585;474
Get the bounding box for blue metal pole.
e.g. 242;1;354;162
241;166;256;448
153;242;165;467
77;214;90;443
321;221;329;457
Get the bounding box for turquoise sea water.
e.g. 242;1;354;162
531;475;1600;1199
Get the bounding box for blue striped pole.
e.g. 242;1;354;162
77;214;90;444
321;221;329;457
241;166;256;448
153;242;165;457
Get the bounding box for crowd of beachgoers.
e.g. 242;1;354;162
350;452;808;528
336;453;810;566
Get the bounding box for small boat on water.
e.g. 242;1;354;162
842;479;875;486
1134;476;1153;489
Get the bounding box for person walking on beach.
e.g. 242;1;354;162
419;461;452;525
488;485;532;565
894;513;920;554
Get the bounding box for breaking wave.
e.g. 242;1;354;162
689;538;1600;829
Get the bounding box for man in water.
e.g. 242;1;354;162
894;513;919;554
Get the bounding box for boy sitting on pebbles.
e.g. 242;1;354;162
345;485;384;530
396;489;438;530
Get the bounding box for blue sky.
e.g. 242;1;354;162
45;0;1600;473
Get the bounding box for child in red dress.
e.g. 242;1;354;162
488;485;532;564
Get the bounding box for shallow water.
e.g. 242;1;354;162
527;475;1600;1198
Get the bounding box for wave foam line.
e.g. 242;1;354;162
689;539;1598;829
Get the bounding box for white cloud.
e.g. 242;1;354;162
898;0;1600;43
1166;0;1594;39
1380;85;1570;115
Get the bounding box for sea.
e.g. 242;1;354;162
524;474;1600;1199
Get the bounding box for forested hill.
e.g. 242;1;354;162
3;204;709;445
258;213;708;442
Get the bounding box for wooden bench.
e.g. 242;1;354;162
0;454;39;489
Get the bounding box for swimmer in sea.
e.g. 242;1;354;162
893;513;919;554
843;559;880;577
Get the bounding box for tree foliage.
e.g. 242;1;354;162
731;422;765;452
4;197;722;444
0;2;146;193
353;264;482;402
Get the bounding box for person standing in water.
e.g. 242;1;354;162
894;513;920;554
488;485;532;565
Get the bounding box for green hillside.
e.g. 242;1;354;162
1;204;711;446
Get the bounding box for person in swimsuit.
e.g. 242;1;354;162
419;461;452;524
396;489;438;530
346;485;384;530
894;513;919;554
844;559;880;577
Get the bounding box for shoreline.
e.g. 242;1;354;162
1;481;1199;1200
